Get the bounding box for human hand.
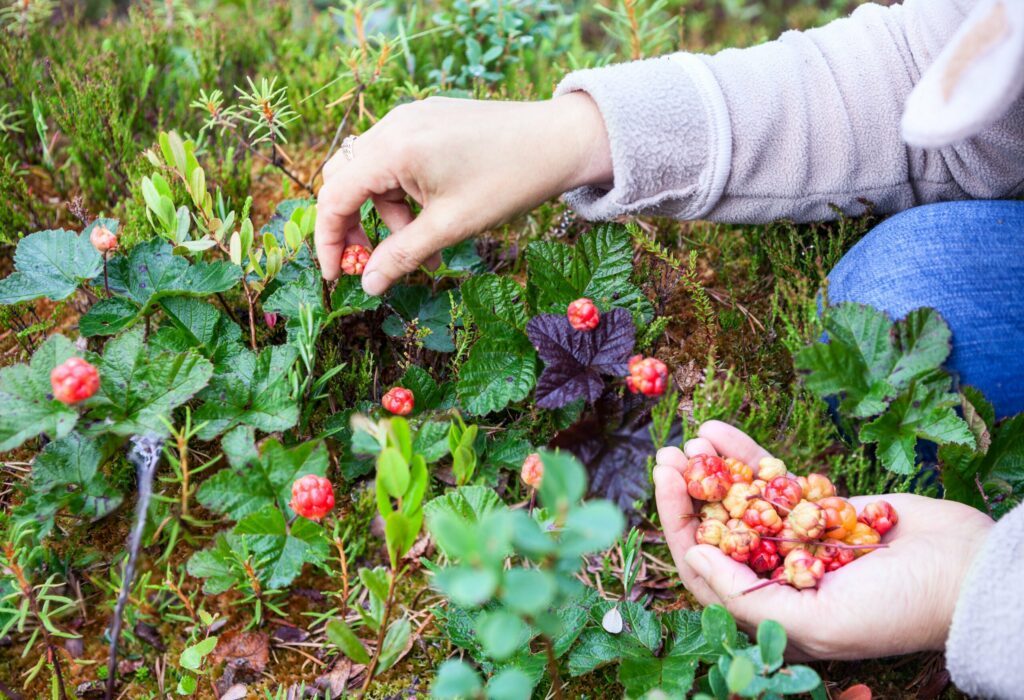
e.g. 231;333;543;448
314;93;612;294
652;420;994;660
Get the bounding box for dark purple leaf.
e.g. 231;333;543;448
526;307;635;409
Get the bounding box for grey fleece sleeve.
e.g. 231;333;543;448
555;0;1024;223
945;503;1024;698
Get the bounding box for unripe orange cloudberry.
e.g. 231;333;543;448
724;457;754;484
844;521;881;557
90;224;118;253
50;357;99;404
818;496;858;540
520;453;543;489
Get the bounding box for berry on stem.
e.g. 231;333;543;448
566;298;600;331
844;521;882;557
521;453;543;489
50;357;99;405
340;244;371;275
723;482;761;519
683;454;731;502
290;474;335;521
90;224;118;253
381;387;414;416
625;355;669;397
858;500;899;536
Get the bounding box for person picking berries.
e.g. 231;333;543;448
652;420;1000;667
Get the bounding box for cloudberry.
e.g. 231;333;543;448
625;355;669;397
775;525;804;556
797;473;835;502
264;311;279;329
520;453;543;489
290;474;335;521
742;499;784;535
682;454;730;502
814;539;855;572
782;549;825;589
749;539;781;575
50;357;99;405
723;482;761;519
720;523;760;563
90;225;118;253
695;519;728;547
858;500;899;536
382;387;414;416
700;502;729;524
340;244;371;275
725;457;754;484
844;521;881;557
566;298;600;331
757;456;788;481
786;500;826;540
764;476;803;511
818;496;858;540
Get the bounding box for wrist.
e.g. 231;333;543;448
546;92;612;191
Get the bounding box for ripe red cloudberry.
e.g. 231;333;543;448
725;457;754;484
814;539;855;572
742;499;784;535
764;476;803;511
682;454;730;502
50;357;99;405
818;496;858;539
749;539;781;575
340;244;371;275
290;474;335;521
381;387;414;416
566;298;600;331
786;500;826;540
625;355;669;397
858;500;899;536
520;453;543;489
90;224;118;253
720;523;760;563
782;548;825;589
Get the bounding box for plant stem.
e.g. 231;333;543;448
544;635;564;700
178;432;190;519
360;567;400;696
333;534;350;619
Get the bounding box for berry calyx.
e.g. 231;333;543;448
625;355;669;397
682;454;731;503
381;387;414;416
782;548;825;589
757;457;788;481
340;244;371;275
720;523;760;563
90;224;118;253
741;499;784;535
797;473;835;502
749;540;781;575
818;496;858;540
764;476;803;511
521;453;543;489
50;357;99;405
695;519;728;546
786;500;826;540
858;500;899;536
290;474;335;521
566;298;600;331
725;457;754;484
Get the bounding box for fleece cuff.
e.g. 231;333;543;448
945;503;1024;698
554;53;732;221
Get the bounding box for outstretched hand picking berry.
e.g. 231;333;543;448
681;451;897;591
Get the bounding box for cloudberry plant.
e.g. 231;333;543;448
566;297;600;331
520;452;543;488
340;244;371;275
290;475;335;521
625;354;668;397
859;500;899;535
50;357;99;405
90;224;118;253
682;454;730;502
381;387;414;416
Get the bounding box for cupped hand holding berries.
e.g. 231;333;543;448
653;420;994;660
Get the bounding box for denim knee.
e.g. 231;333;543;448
826;200;1024;418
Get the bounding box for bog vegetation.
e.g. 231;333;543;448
0;1;1020;699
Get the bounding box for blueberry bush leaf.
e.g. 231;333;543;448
0;334;80;451
526;307;635;409
0;228;103;304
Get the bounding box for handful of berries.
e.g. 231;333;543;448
685;454;898;591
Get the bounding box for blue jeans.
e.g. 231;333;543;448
827;200;1024;419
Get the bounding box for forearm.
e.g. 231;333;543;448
556;0;1024;224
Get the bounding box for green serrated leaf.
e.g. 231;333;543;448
233;506;329;588
462;274;528;336
456;334;537;415
0;229;102;304
0;335;79;451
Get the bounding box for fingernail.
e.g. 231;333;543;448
362;271;387;296
685;548;711;577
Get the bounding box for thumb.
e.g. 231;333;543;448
685;545;797;628
360;209;461;296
